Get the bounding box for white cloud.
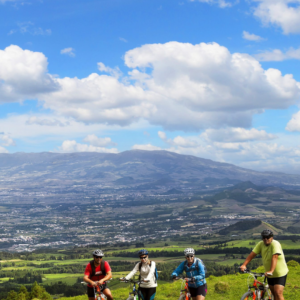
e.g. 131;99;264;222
158;131;199;147
243;31;264;41
9;22;51;36
1;43;300;131
57;140;118;153
255;47;300;61
26;116;68;127
0;146;9;153
132;144;162;151
201;128;277;142
0;45;58;103
83;134;117;147
119;37;128;43
60;48;75;57
0;133;16;146
253;0;300;35
189;0;234;8
286;111;300;131
97;62;122;78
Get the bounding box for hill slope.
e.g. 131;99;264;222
0;150;300;188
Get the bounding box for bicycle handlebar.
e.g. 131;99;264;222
81;280;112;286
240;270;273;277
119;278;142;284
173;276;192;281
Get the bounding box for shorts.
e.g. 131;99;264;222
189;284;207;297
267;274;287;287
87;283;108;297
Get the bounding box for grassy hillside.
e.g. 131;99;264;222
56;262;300;300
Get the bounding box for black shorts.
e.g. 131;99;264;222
87;284;108;297
267;274;287;287
189;284;207;297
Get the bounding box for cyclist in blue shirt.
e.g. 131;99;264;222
171;248;207;300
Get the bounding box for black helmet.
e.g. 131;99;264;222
138;249;148;256
261;229;273;238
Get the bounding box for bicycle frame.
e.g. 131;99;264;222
81;281;108;300
242;270;273;300
120;279;141;300
175;277;191;300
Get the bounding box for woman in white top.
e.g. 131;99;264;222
123;249;157;300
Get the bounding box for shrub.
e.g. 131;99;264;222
287;260;299;268
214;281;230;294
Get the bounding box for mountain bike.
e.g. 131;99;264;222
120;278;142;300
81;281;111;300
173;276;192;300
240;270;274;300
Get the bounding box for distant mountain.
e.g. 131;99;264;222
1;150;300;188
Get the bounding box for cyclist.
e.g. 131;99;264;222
121;249;157;300
83;249;113;300
240;230;288;300
171;248;207;300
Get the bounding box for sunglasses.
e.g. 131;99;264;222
186;255;194;258
140;256;147;259
94;256;103;259
262;236;272;240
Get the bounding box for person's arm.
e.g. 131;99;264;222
144;261;155;282
265;254;279;277
240;251;257;271
99;271;112;285
192;260;205;281
124;263;139;280
83;274;97;287
171;261;185;278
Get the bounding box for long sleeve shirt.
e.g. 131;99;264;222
125;261;157;288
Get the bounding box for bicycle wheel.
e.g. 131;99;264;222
126;296;135;300
178;294;186;300
240;291;255;300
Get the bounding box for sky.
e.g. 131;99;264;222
1;0;300;174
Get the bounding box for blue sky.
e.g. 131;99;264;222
1;0;300;173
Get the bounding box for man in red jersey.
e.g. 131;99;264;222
83;249;113;300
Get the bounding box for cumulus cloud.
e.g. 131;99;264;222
0;133;16;146
0;45;58;102
243;31;265;41
83;134;117;147
57;140;118;153
60;47;75;57
201;128;277;142
255;47;300;61
286;111;300;131
1;43;300;131
158;131;199;147
253;0;300;35
189;0;234;8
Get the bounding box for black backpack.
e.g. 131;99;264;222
89;260;106;279
138;261;158;282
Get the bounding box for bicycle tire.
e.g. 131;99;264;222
178;294;188;300
240;291;255;300
126;296;135;300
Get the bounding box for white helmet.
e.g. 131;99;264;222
184;248;195;256
93;249;104;257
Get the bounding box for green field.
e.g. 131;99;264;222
221;239;300;249
56;262;300;300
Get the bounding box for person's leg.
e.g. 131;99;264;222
147;287;156;300
273;285;284;300
138;287;146;300
102;288;113;300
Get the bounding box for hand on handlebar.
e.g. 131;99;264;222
239;265;247;272
91;281;98;287
265;272;273;277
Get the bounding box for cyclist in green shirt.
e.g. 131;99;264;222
240;230;288;300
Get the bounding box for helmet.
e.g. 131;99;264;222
93;249;104;257
261;230;273;238
138;249;148;257
184;248;195;256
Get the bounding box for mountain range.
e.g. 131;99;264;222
1;150;300;189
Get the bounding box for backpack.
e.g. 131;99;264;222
89;260;106;279
139;261;158;283
184;258;207;274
